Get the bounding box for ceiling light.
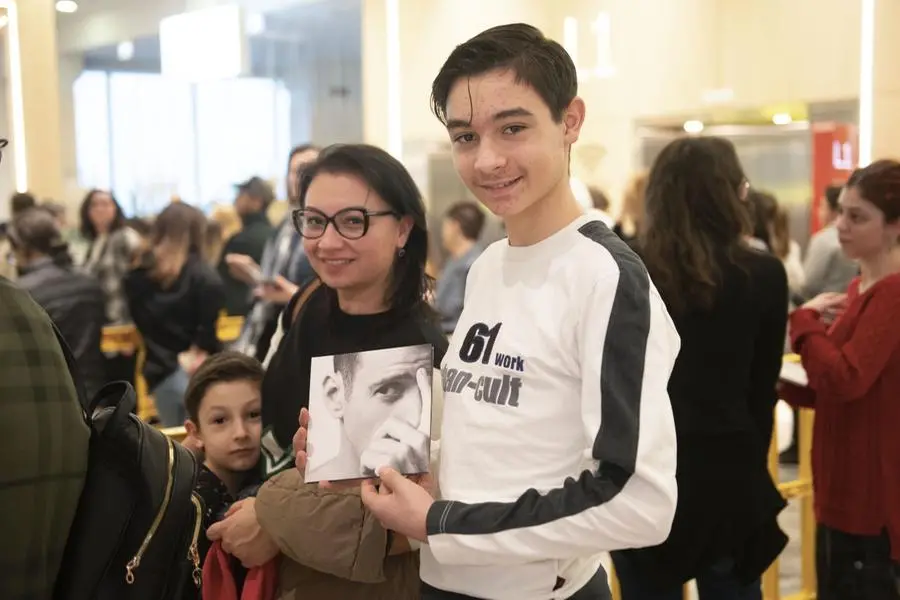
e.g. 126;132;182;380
683;120;704;134
772;113;793;125
117;41;135;61
55;0;78;13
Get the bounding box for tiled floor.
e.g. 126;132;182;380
776;464;804;597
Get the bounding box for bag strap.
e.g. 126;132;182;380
50;321;93;429
291;278;322;325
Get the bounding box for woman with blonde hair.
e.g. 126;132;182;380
124;202;225;426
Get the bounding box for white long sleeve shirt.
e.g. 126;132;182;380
420;215;681;600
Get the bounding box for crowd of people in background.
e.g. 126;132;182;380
1;21;899;600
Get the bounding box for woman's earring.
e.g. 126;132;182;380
398;247;406;258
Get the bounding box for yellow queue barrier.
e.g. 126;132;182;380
157;354;816;600
100;315;245;422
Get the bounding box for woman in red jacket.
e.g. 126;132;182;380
785;159;900;598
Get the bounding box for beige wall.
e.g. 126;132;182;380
720;0;860;106
870;0;900;162
361;0;871;213
15;0;64;203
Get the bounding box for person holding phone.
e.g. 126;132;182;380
230;145;321;360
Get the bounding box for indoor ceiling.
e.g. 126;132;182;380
75;0;360;72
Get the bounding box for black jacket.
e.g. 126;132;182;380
124;253;225;389
614;248;789;588
217;212;275;316
17;257;107;397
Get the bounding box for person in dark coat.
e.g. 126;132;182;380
10;207;107;397
217;177;277;316
612;136;788;599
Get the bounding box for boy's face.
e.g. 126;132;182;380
192;380;262;473
444;68;584;220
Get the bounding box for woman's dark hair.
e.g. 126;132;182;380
639;136;752;315
823;184;843;213
746;189;779;252
142;202;207;288
846;159;900;222
297;143;433;316
8;207;73;267
79;189;126;240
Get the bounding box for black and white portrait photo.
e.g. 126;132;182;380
305;343;434;482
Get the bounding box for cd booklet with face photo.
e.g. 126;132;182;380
304;343;433;483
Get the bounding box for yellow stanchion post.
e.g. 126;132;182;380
160;425;187;443
101;315;245;425
798;408;816;598
762;415;781;599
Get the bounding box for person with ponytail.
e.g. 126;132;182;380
9;207;107;397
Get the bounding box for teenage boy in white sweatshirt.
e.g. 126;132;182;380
356;23;681;600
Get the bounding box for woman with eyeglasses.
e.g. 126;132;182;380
205;144;447;600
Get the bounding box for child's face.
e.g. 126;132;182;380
194;380;262;473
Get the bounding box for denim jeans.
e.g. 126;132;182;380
612;553;761;600
151;367;190;427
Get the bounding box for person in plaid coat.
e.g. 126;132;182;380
0;275;90;599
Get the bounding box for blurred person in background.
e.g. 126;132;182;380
125;216;153;240
231;144;321;360
205;219;225;267
613;171;647;245
210;204;243;246
586;186;615;227
0;191;37;281
217;177;276;316
434;201;484;335
782;159;900;599
78;189;143;386
748;190;804;299
801;184;859;300
613;136;788;599
124;202;225;427
0;137;89;600
9;208;106;398
41;201;77;241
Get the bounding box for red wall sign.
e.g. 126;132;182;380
810;123;858;233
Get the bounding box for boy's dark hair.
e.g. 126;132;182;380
430;23;577;125
445;201;485;241
184;351;264;425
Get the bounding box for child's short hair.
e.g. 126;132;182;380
184;351;265;425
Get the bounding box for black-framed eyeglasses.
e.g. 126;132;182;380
292;206;399;240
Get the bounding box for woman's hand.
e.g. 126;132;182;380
801;292;847;316
255;275;299;305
